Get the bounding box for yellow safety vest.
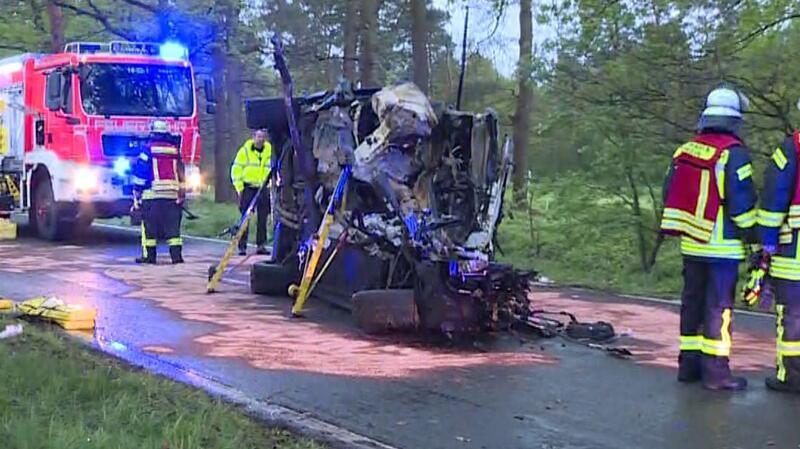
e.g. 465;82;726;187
231;139;272;193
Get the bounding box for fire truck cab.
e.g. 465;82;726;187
0;41;208;240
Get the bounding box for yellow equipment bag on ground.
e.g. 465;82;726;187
0;218;16;240
17;296;96;330
0;298;13;310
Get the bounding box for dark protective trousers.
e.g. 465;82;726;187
141;198;183;263
238;185;270;251
678;258;738;381
771;279;800;385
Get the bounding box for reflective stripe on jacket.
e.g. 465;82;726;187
231;139;272;193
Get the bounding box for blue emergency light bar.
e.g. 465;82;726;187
63;41;188;61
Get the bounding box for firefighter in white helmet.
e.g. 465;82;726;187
132;120;186;264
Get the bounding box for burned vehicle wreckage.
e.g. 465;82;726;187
246;79;534;335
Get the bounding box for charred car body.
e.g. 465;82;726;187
246;81;533;334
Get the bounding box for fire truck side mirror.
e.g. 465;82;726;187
204;79;216;104
46;72;63;111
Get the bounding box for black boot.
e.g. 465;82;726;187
765;376;800;393
766;357;800;393
136;248;157;264
702;356;747;391
678;352;702;383
170;245;184;264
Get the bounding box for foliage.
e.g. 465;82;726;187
497;177;683;296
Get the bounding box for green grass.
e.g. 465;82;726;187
496;208;684;298
0;316;323;449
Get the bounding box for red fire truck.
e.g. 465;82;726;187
0;41;211;240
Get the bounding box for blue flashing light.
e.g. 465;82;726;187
449;260;458;277
159;42;188;61
113;157;131;177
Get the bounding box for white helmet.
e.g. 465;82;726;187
701;85;749;119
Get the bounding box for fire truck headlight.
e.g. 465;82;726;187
186;165;202;190
75;168;98;192
188;173;202;190
113;158;131;177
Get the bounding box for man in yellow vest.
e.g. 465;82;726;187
231;129;272;256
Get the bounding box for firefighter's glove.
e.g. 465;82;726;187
742;250;771;308
743;267;766;308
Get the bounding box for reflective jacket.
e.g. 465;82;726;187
132;141;185;201
662;132;757;261
758;133;800;280
231;139;271;193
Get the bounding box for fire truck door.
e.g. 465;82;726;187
44;69;78;158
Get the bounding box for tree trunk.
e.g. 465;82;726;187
512;0;533;204
212;44;235;203
410;0;429;93
342;0;359;83
625;168;650;273
226;56;245;148
46;0;65;53
359;0;379;87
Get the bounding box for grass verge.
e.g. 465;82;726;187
0;316;322;449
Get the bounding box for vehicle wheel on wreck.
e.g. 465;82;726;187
250;261;299;297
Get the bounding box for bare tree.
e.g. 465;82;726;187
359;0;379;87
512;0;532;204
411;0;429;93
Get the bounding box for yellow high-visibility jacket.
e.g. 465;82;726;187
230;139;272;193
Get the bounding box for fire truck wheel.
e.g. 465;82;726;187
250;262;297;297
352;289;419;334
31;176;69;241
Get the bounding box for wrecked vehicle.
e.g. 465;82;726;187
246;77;533;335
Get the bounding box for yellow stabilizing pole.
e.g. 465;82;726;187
291;167;350;315
207;214;252;293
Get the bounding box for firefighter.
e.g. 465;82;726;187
660;84;758;390
757;110;800;393
231;128;272;256
132;120;186;264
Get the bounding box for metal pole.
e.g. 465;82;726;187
456;5;469;110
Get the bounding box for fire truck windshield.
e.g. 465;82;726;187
79;63;194;117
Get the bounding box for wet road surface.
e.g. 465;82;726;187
1;226;800;449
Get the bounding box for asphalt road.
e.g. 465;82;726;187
1;226;799;449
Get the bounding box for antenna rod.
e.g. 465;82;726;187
456;5;469;110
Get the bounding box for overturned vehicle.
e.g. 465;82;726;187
246;81;533;334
